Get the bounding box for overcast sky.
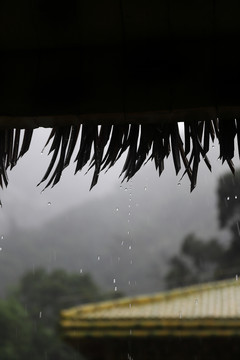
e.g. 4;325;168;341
0;125;234;235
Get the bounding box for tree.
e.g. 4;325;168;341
217;169;240;229
215;169;240;279
165;234;224;289
0;298;32;360
0;268;118;360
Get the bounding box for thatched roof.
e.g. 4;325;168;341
0;1;240;197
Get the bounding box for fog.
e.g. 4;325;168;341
0;127;233;297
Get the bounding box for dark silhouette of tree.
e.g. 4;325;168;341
165;234;224;289
0;268;121;360
215;169;240;279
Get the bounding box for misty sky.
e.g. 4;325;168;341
0;125;232;235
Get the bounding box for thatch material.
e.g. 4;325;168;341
0;118;237;203
1;2;240;199
37;119;236;192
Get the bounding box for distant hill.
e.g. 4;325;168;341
0;156;229;298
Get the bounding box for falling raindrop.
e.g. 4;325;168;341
97;256;101;261
0;247;2;251
48;202;51;206
127;231;130;235
80;269;83;274
237;222;240;236
113;278;116;284
144;186;147;191
227;197;230;201
39;311;42;318
121;241;124;246
1;235;4;240
116;207;119;212
235;195;238;199
236;274;239;281
128;212;131;216
129;329;132;335
129;245;132;250
128;280;131;285
114;286;118;291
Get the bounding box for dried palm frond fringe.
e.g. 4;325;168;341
0;119;238;203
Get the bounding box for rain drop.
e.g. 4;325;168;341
1;235;4;240
48;202;51;206
39;311;42;318
129;245;132;250
80;269;83;274
144;186;147;191
128;212;131;216
235;195;238;199
97;256;101;261
127;231;130;235
113;278;116;284
0;247;2;251
114;286;118;291
236;274;239;281
124;188;128;192
116;207;119;212
227;197;230;201
121;241;124;246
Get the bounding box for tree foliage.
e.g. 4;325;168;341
217;169;240;229
166;169;240;289
0;268;117;360
165;234;224;289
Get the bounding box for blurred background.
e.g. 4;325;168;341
0;126;239;359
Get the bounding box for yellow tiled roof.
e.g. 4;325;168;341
61;279;240;338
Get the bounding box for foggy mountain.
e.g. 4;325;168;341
0;138;231;297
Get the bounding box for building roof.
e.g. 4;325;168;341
1;2;240;195
61;279;240;339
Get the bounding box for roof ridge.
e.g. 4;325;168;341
61;278;238;317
